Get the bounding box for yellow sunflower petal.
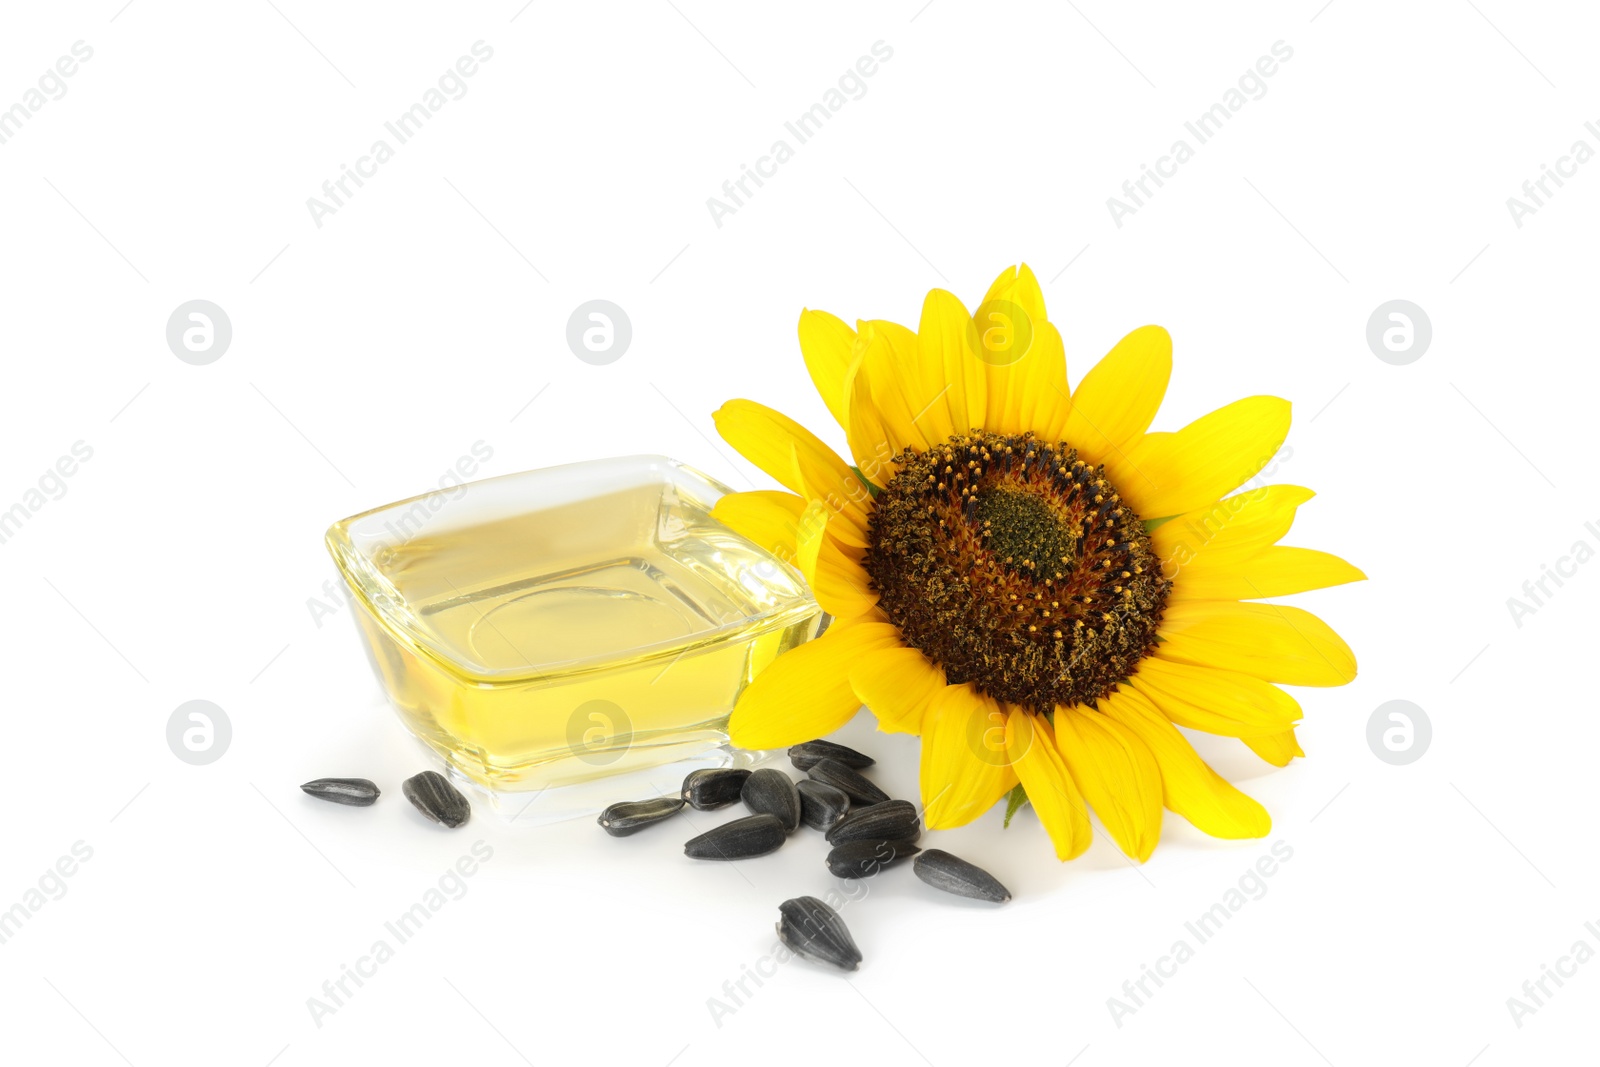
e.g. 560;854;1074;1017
1242;728;1304;767
1006;709;1091;860
1128;656;1301;738
712;399;873;542
727;620;901;749
1026;322;1073;442
916;288;987;438
843;352;901;487
1172;546;1367;601
979;263;1048;326
973;264;1070;436
850;646;944;736
1157;600;1358;687
1099;687;1270;839
919;684;1019;829
1150;485;1316;570
796;500;878;620
710;490;805;562
798;309;856;431
1054;706;1164;862
1060;325;1172;466
790;443;872;550
984;317;1071;439
853;319;938;453
1111;396;1291;520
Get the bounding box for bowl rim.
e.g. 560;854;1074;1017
323;453;820;682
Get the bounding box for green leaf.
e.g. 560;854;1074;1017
1143;515;1177;532
850;466;881;498
1003;784;1030;828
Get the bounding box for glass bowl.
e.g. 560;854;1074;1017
325;455;823;811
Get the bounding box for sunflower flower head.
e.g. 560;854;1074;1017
711;264;1362;862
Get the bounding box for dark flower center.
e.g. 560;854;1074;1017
864;431;1170;713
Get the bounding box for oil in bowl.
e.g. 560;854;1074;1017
326;456;823;795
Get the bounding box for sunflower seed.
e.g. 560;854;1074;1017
824;799;921;846
788;739;875;771
913;849;1012;903
684;813;787;860
797;779;851;831
776;896;862;972
402;770;470;828
806;758;890;806
300;777;380;807
681;768;752;811
740;768;801;832
826;838;921;879
598;797;685;837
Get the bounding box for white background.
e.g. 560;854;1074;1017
1;1;1596;1064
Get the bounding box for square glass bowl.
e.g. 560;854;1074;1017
325;456;823;805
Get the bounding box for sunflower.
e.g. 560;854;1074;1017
710;264;1361;861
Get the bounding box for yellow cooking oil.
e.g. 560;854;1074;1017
330;470;822;791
